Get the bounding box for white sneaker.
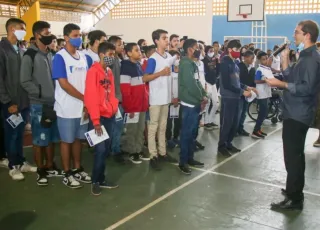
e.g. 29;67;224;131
9;166;24;180
20;162;37;173
0;158;9;168
63;175;82;189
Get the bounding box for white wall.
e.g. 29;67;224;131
95;0;213;44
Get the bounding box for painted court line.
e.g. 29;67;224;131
105;126;283;230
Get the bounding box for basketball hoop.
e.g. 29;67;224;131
237;14;248;19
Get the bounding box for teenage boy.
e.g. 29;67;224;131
252;51;273;139
178;39;207;174
120;43;149;163
0;18;36;180
108;36;126;163
237;50;256;136
52;23;91;188
218;40;256;157
144;29;177;171
20;21;61;186
84;30;107;63
85;42;119;196
169;34;180;51
166;50;181;149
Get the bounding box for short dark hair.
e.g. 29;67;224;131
5;18;26;32
212;41;219;46
124;42;138;54
57;38;65;46
108;35;122;44
52;35;57;40
30;37;35;41
152;29;168;46
273;45;279;51
98;42;116;55
243;50;254;57
257;51;267;59
183;38;198;53
137;39;146;47
198;40;205;45
142;45;156;54
32;21;50;36
227;39;241;49
254;48;261;55
169;50;180;57
63;23;80;36
170;34;179;41
88;30;107;46
298;20;319;43
205;45;213;54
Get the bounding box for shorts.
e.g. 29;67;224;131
57;116;88;143
30;104;60;147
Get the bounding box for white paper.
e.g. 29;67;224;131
80;112;89;125
124;113;139;124
85;125;109;147
170;105;180;118
246;91;257;103
6;113;24;129
115;108;123;121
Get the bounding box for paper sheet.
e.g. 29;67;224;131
124;113;140;124
85;125;109;147
246;91;257;103
80;112;89;125
170;105;180;118
115;108;123;121
6;113;23;129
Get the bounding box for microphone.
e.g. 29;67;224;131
272;41;291;57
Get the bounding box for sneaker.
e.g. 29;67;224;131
227;145;241;153
139;152;150;161
20;162;37;173
9;166;24;180
313;140;320;148
238;130;250;137
259;130;268;136
0;158;9;168
100;181;119;189
159;154;178;163
73;167;92;184
210;123;219;129
91;183;101;196
129;153;142;164
204;124;214;130
195;141;205;150
218;147;232;157
46;163;63;177
179;165;192;175
252;131;265;139
63;173;82;189
37;168;48;186
188;159;205;168
113;154;126;164
150;157;161;171
167;140;177;149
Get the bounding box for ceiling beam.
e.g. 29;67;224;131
0;0;17;5
41;5;89;13
39;0;96;9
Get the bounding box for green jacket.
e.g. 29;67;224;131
178;57;206;106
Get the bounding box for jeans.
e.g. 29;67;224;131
218;98;240;148
283;119;309;201
2;103;29;168
0;103;6;159
238;97;249;132
180;105;201;165
89;116;115;184
254;99;269;132
111;104;124;155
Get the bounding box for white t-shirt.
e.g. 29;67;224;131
171;71;178;99
271;55;281;75
52;49;88;118
82;48;99;64
255;65;273;99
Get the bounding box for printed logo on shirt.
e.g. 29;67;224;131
69;66;87;73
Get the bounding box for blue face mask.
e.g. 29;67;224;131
297;42;305;53
69;37;82;48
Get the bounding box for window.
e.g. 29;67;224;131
0;4;17;17
40;9;82;23
111;0;206;19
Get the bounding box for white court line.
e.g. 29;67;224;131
105;126;283;230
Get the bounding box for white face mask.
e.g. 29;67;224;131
207;52;214;58
14;30;26;41
174;59;180;66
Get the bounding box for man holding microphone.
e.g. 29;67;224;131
266;20;320;211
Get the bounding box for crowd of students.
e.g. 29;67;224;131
1;17;319;196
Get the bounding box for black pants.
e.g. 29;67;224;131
218;98;240;148
283;119;309;201
166;106;182;140
0;103;6;159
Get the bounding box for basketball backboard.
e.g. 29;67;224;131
227;0;265;22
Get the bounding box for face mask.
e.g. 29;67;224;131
297;42;305;53
207;52;214;58
174;59;180;66
230;50;241;59
193;49;201;59
69;37;82;48
104;56;115;66
39;35;54;46
14;30;26;41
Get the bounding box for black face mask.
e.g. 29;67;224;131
39;35;54;46
193;49;201;59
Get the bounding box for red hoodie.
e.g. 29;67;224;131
84;63;119;126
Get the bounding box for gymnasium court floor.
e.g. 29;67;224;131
1;119;320;230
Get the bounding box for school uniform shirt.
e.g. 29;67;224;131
52;49;89;118
82;49;98;68
145;51;176;106
255;64;273;99
196;60;206;89
171;71;178;99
